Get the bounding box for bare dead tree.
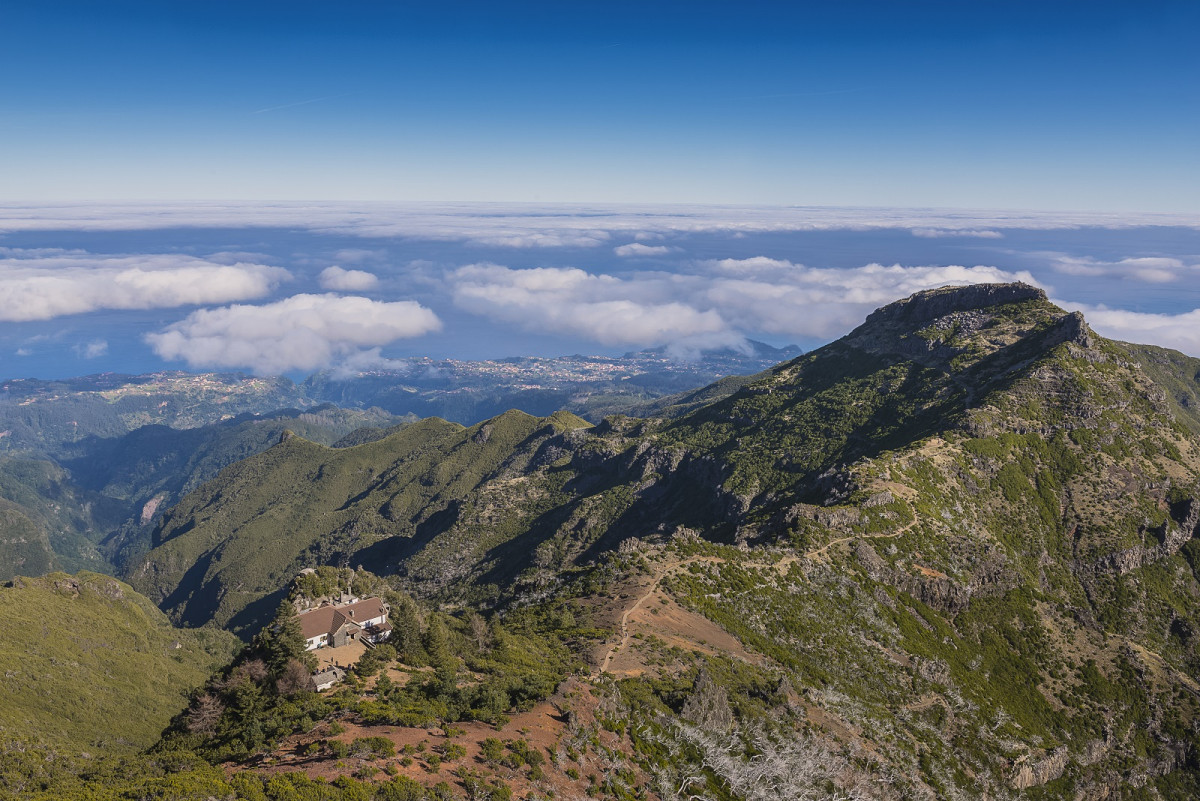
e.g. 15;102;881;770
467;610;492;653
186;692;225;735
640;717;891;801
275;658;312;696
681;668;734;732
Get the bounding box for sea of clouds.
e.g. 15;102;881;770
0;203;1197;375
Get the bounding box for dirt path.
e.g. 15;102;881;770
597;555;721;675
799;518;917;564
597;520;917;674
599;583;655;674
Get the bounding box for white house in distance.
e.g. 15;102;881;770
298;597;391;651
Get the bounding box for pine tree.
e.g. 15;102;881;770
423;613;458;695
254;600;315;676
389;594;426;663
423;613;451;667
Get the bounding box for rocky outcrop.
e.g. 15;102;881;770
860;282;1045;328
1011;746;1071;790
1011;738;1113;791
851;540;1017;615
1077;497;1200;577
853;541;972;613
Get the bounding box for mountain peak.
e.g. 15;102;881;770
840;281;1069;370
863;282;1046;327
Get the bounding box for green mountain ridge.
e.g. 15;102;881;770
0;348;794;581
133;284;1200;631
133;409;594;633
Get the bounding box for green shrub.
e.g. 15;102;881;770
480;737;505;764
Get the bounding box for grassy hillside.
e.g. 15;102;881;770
0;571;239;756
0;498;55;578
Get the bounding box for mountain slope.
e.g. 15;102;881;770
0;405;404;581
0;372;307;459
0;349;792;583
127;283;1200;796
133;284;1200;629
0;456;122;578
0;571;238;755
132;410;593;632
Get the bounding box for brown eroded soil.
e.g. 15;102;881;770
246;677;655;799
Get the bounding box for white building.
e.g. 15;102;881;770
298;597;391;651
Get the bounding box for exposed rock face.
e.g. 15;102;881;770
1011;746;1071;790
850;540;1018;614
140;495;164;525
1044;309;1096;350
862;282;1046;328
852;541;971;613
1077;496;1200;577
1012;739;1112;791
843;282;1068;370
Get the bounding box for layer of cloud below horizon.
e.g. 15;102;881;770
1056;301;1200;357
4;211;1200;376
0;252;289;321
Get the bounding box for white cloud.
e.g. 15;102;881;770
1051;255;1194;283
449;259;1039;349
205;250;278;265
0;252;290;321
701;258;1042;338
0;247;88;257
145;293;441;375
332;248;384;264
319;265;380;291
15;347;31;357
1055;300;1200;356
912;228;1003;239
326;348;411;379
614;243;677;257
451;264;733;347
75;339;108;359
467;231;612;248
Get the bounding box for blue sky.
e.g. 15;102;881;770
2;1;1198;210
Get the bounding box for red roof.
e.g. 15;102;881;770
341;597;386;623
297;597;387;640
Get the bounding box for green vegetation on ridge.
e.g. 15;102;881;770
0;571;238;756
